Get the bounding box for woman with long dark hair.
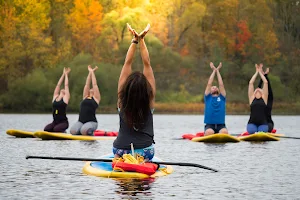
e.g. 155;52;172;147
113;23;155;161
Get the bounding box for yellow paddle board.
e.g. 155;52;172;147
239;132;280;141
6;129;35;138
34;131;116;141
83;154;173;178
192;133;240;143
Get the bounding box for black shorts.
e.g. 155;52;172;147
205;124;226;133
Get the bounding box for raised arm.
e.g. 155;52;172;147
263;68;273;106
258;64;269;89
248;64;259;104
52;69;65;102
139;24;156;102
216;62;226;97
89;66;100;104
258;68;268;105
118;23;138;101
83;68;91;99
63;67;71;104
204;62;217;95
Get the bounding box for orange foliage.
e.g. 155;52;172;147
66;0;103;53
180;45;190;56
235;20;252;56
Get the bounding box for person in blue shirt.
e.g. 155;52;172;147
204;62;228;136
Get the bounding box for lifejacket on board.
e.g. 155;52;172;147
93;130;118;136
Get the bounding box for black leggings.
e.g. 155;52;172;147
44;121;69;133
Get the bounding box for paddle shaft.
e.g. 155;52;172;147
153;161;218;172
26;156;218;172
279;136;300;139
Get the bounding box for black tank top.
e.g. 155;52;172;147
113;110;154;150
248;98;267;125
78;97;98;123
52;99;68;122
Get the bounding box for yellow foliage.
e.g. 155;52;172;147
66;0;103;52
0;0;54;78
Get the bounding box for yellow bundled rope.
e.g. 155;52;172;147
122;153;145;164
123;154;139;164
112;154;146;172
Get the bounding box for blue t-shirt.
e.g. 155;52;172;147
204;94;226;124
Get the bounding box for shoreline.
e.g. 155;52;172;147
1;103;300;115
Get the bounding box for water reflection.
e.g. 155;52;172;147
114;178;155;199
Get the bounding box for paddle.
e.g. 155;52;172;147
277;136;300;139
26;155;218;172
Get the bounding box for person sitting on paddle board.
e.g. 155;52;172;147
204;62;228;136
113;23;155;161
257;63;274;132
44;67;71;133
247;64;269;134
70;66;100;135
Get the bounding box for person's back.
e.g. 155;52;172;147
114;88;154;150
78;97;98;124
113;23;155;161
52;99;68;123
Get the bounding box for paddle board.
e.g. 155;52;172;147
34;131;116;141
6;129;35;138
83;154;173;178
192;133;240;143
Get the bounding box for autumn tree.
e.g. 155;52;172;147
0;0;54;92
66;0;104;55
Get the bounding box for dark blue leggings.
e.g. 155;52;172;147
247;123;268;134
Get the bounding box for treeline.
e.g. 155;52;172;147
0;0;299;113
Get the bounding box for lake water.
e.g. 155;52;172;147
0;114;299;200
